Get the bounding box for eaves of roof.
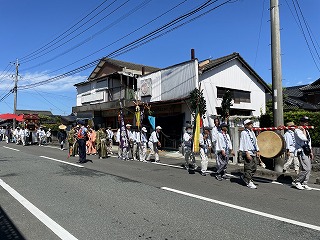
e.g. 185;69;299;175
300;84;320;91
284;97;319;110
88;58;160;80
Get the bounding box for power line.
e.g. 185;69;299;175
20;0;124;64
254;0;266;68
290;0;320;72
20;0;189;83
295;0;320;65
19;0;111;62
18;0;234;90
21;0;153;71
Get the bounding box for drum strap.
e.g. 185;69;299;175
289;130;295;145
222;133;230;154
246;129;257;152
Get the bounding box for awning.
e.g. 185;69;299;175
0;113;24;122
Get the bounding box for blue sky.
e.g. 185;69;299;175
0;0;319;115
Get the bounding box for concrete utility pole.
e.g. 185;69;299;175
270;0;284;127
270;0;284;172
13;59;19;129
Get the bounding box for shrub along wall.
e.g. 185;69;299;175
260;110;319;147
284;111;320;147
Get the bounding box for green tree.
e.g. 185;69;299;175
221;90;232;122
189;88;207;119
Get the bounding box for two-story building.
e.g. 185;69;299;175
73;51;271;149
72;58;159;128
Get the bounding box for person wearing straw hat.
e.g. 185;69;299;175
283;121;299;174
57;126;67;150
239;119;260;189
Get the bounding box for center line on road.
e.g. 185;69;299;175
161;186;320;232
39;156;84;168
3;146;20;151
0;178;78;240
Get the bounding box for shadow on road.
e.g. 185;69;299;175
0;206;25;240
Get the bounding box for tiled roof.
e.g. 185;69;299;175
283;85;306;98
16;110;53;116
103;58;160;73
284;97;319;110
88;58;160;81
199;52;239;72
300;78;320;91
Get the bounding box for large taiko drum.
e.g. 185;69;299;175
257;131;285;158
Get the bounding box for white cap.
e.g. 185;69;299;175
244;119;253;125
142;127;147;132
156;126;162;130
126;124;132;127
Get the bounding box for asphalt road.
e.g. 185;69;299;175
0;142;320;240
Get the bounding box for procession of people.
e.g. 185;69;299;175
0;115;315;190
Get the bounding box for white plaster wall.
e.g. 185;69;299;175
200;59;266;127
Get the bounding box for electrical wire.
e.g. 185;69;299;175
20;0;123;64
253;0;266;68
295;0;320;65
19;0;112;62
21;0;153;71
20;0;189;82
290;0;320;71
18;0;234;90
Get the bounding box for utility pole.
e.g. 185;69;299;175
270;0;283;127
270;0;284;172
13;59;19;129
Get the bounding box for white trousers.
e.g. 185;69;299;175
283;152;299;171
147;142;159;161
139;143;147;161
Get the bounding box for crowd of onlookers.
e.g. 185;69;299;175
0;125;51;146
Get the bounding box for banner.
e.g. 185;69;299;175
119;109;129;150
148;116;155;130
193;112;201;153
135;110;140;128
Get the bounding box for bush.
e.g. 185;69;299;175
284;111;320;147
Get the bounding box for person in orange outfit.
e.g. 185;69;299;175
86;127;97;155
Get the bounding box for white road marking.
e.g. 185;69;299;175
161;186;320;232
3;146;20;151
43;145;60;149
152;162;184;169
39;156;84;168
0;178;78;240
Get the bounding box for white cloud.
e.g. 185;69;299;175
14;71;87;91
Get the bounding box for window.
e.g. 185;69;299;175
217;87;250;103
